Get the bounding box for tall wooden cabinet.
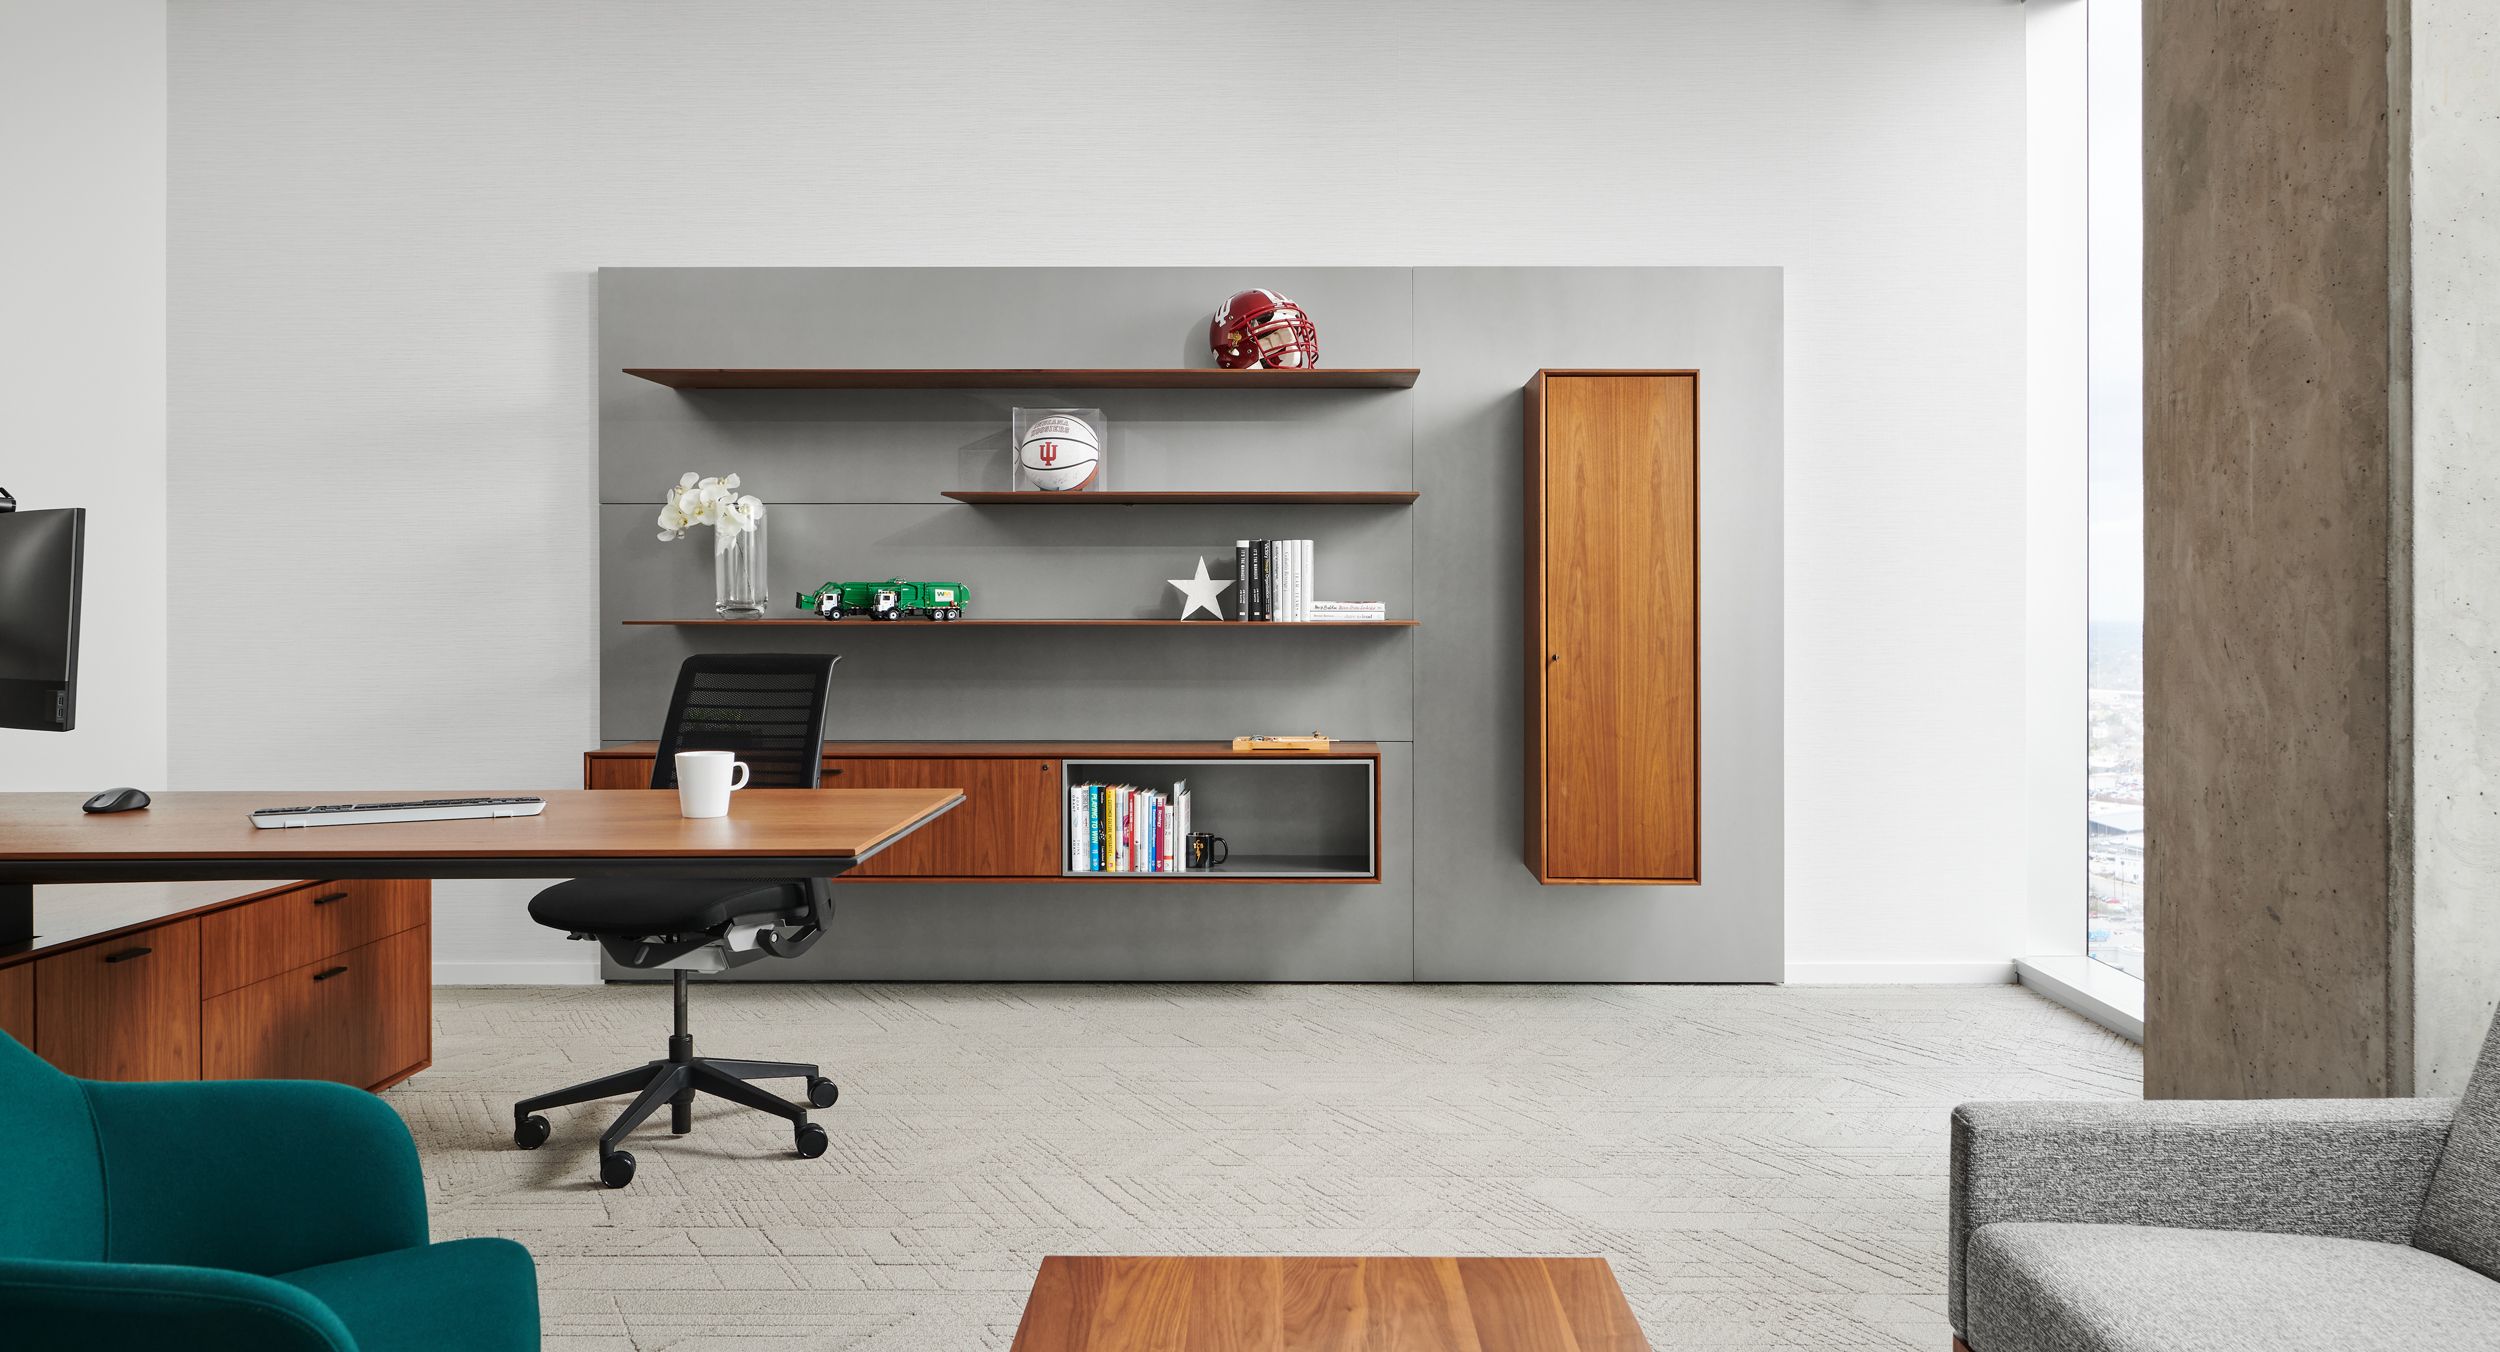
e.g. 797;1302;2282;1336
1524;370;1700;884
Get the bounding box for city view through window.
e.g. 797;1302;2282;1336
2084;0;2144;980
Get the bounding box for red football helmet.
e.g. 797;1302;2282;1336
1209;288;1318;369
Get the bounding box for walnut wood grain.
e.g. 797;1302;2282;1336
0;788;964;879
0;963;30;1046
1009;1256;1647;1352
823;758;1061;877
202;923;429;1089
1530;372;1699;884
35;918;199;1081
199;877;429;997
626;367;1420;390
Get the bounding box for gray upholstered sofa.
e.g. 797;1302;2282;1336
1949;1015;2500;1351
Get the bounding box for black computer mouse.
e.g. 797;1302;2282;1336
82;787;151;814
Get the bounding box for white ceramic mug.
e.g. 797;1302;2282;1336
674;750;750;818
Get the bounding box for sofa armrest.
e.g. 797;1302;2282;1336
0;1256;355;1352
1948;1097;2456;1335
82;1077;427;1276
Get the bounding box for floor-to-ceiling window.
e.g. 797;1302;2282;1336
2084;0;2144;979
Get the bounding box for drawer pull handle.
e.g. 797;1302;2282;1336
312;965;349;982
104;946;152;964
311;891;351;906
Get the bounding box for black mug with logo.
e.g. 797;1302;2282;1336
1186;832;1228;870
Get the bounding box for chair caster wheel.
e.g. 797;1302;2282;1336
600;1150;637;1188
795;1122;829;1159
513;1114;550;1150
806;1076;839;1109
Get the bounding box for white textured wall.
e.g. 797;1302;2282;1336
2409;0;2500;1090
166;0;2028;982
0;0;166;791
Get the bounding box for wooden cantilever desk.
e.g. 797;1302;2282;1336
0;787;965;927
0;789;962;1085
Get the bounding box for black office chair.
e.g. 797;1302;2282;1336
511;652;842;1188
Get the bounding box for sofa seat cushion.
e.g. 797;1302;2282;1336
1964;1222;2500;1352
276;1237;538;1352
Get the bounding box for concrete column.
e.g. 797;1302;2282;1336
2406;0;2500;1093
2146;0;2500;1097
2144;0;2403;1098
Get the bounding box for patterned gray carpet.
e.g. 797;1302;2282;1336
400;983;2136;1351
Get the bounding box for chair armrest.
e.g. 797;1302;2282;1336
0;1256;356;1352
1949;1097;2456;1335
82;1077;427;1275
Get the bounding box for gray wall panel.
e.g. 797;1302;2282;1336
600;267;1415;504
597;266;1779;982
1410;268;1785;982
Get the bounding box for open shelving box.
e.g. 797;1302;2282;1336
1060;752;1378;882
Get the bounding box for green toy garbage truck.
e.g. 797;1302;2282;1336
796;579;971;621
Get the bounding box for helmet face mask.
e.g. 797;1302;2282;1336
1210;288;1318;369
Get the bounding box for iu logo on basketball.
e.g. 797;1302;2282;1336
1036;441;1058;466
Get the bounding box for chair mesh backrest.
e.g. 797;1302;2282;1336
648;653;837;790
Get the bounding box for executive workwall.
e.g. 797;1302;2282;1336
597;267;1782;981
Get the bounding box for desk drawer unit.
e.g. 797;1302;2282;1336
200;877;429;997
205;925;430;1088
34;918;201;1081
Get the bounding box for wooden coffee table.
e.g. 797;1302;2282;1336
1009;1256;1650;1352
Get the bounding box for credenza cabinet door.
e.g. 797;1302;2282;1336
1527;371;1700;884
35;919;201;1081
822;758;1062;877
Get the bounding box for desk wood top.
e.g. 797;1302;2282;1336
0;789;962;883
1009;1257;1649;1352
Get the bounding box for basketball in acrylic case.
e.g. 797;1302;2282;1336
1013;408;1105;491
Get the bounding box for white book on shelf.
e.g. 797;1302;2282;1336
1070;787;1086;872
1301;540;1315;622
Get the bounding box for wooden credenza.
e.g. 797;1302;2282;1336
0;878;431;1091
1524;370;1701;884
588;741;1384;883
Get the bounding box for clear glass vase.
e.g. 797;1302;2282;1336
715;517;767;618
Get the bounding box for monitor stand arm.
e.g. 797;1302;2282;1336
0;882;29;948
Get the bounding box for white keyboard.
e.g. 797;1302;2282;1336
249;796;547;829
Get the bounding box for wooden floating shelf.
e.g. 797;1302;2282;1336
624;367;1420;390
624;619;1416;629
941;490;1418;506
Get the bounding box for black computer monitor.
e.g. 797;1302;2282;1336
0;506;84;732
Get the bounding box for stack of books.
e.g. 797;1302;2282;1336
1069;780;1192;873
1233;539;1385;622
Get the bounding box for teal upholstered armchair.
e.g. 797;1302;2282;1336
0;1031;537;1352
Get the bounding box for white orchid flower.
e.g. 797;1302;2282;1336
659;471;763;547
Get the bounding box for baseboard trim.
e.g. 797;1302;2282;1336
1783;961;2018;985
434;959;600;986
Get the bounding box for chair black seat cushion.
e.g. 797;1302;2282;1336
528;875;809;936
